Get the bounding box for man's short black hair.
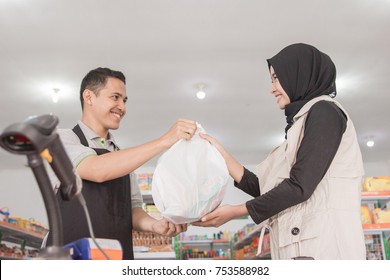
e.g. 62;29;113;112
80;67;126;109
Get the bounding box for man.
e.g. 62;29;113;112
51;67;196;259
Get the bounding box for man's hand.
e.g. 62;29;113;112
159;119;197;149
152;218;188;237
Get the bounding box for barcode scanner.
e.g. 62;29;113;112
0;114;82;258
0;114;81;200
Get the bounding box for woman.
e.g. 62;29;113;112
193;43;366;260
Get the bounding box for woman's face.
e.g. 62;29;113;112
269;66;291;109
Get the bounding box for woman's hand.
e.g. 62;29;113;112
199;133;245;184
199;133;227;156
192;204;248;227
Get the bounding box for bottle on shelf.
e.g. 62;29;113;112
176;232;232;260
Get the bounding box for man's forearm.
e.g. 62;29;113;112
77;138;166;182
132;207;155;232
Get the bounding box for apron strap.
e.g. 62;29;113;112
256;219;273;257
256;226;267;256
72;124;89;147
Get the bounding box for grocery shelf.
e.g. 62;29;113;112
140;190;153;204
361;190;390;260
255;252;271;259
179;239;212;245
233;221;266;250
177;235;233;260
361;191;390;201
212;239;231;244
187;256;230;260
179;239;230;245
0;221;46;249
134;251;176;260
362;223;390;234
243;252;271;260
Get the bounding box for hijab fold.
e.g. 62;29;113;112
266;43;337;135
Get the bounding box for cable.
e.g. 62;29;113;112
76;193;111;260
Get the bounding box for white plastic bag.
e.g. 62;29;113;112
152;123;229;224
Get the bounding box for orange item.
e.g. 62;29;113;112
361;205;372;224
362;177;390;192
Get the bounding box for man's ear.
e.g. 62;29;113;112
83;89;93;105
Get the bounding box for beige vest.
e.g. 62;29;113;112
256;95;365;259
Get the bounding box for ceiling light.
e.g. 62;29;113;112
52;88;60;103
196;90;206;100
366;139;375;148
196;84;206;100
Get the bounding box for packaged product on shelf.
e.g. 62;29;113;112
136;173;153;191
148;244;173;252
29;219;49;236
362;176;390;192
0;207;49;240
15;217;33;231
365;234;384;260
5;216;49;237
361;205;373;224
234;223;257;242
132;230;172;252
181;246;230;260
145;205;162;219
234;248;244;260
179;233;209;241
372;208;390;224
0;243;39;259
0;207;10;222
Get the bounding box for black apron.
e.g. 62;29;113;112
57;124;134;260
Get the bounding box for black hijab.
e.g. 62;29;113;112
266;43;337;135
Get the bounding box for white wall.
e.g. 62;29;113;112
1;160;389;236
0;168;48;227
364;160;390;176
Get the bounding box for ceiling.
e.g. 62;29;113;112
1;0;389;170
